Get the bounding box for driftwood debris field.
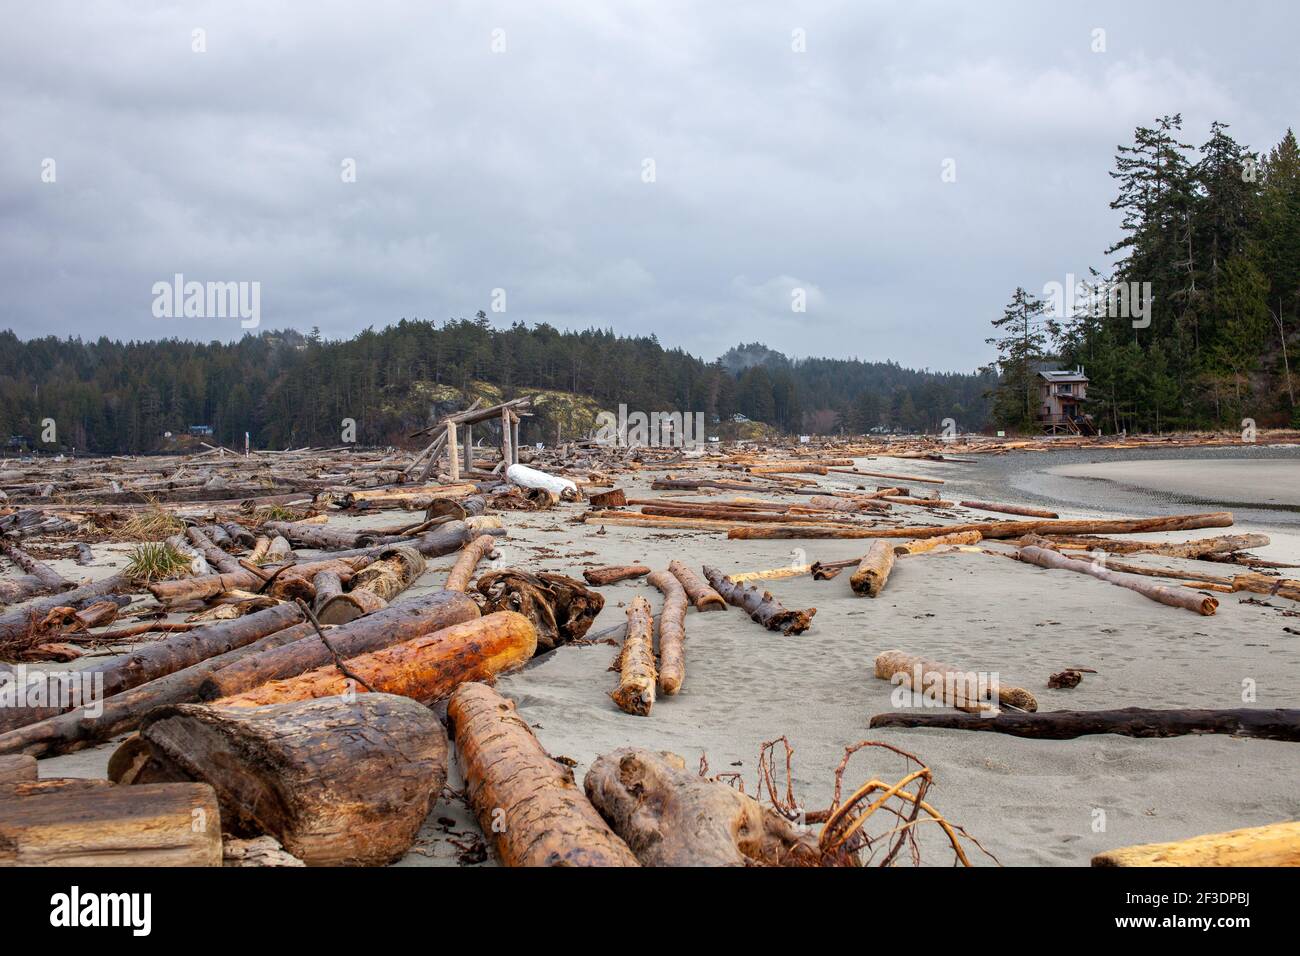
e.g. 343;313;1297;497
2;423;1299;868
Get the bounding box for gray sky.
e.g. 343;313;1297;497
2;1;1293;371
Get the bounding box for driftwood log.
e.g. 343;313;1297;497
849;541;895;597
1017;545;1219;615
197;589;479;700
868;707;1300;741
444;534;498;592
0;782;222;866
0;603;305;734
214;611;537;707
726;512;1235;540
874;649;1038;713
114;695;447;866
959;500;1059;519
475;569;603;652
610;596;656;715
1092;821;1300;867
0;620;317;758
647;570;687;695
668;559;726;611
0;573;129;645
448;681;639;866
703;566;815;635
894;529;983;555
583;564;651;586
584;748;829;867
316;546;425;624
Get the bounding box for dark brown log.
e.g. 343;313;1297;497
668;560;726;611
117;695;448;866
584;749;828;866
702;566;815;635
583;564;651;586
868;707;1300;741
0;621;315;758
0;603;305;734
476;570;603;652
448;681;639;867
214;611;537;707
727;512;1236;540
147;557;366;606
0;782;222;866
197;589;480;700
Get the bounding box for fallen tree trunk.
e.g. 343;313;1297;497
727;512;1235;540
197;589;480;700
729;563;813;583
874;649;1038;713
0;573;130;645
448;681;639;866
959;500;1059;519
506;463;578;500
444;534;497;592
0;621;317;758
0;603;305;734
0;782;222;866
0;543;71;604
584;748;828;867
610;596;656;715
850;541;895;597
1092;821;1300;867
703;566;816;635
583;565;651;586
214;611;537;707
894;529;983;555
262;520;384;551
647;571;686;696
116;695;447;866
668;559;726;611
148;557;367;606
1041;532;1270;558
1017;545;1219;615
868;707;1300;741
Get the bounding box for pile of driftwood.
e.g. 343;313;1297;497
4;415;1300;868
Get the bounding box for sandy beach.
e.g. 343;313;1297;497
28;446;1300;867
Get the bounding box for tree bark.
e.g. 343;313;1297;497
1092;821;1300;866
610;596;656;715
584;748;828;867
197;589;480;700
316;546;425;624
850;541;895;597
894;529;983;554
213;611;537;707
117;695;447;866
647;570;687;695
0;573;130;645
0;782;222;866
703;566;816;635
447;681;639;867
868;707;1300;741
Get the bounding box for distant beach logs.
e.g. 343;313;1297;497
869;707;1300;741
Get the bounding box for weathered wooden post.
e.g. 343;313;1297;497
446;422;460;481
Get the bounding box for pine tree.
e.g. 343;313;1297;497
984;287;1049;431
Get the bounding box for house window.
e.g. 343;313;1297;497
1058;383;1072;395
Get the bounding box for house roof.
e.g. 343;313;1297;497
1038;368;1088;383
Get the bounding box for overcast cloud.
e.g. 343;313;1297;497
1;1;1293;371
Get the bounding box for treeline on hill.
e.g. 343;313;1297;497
0;321;991;455
986;118;1300;433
